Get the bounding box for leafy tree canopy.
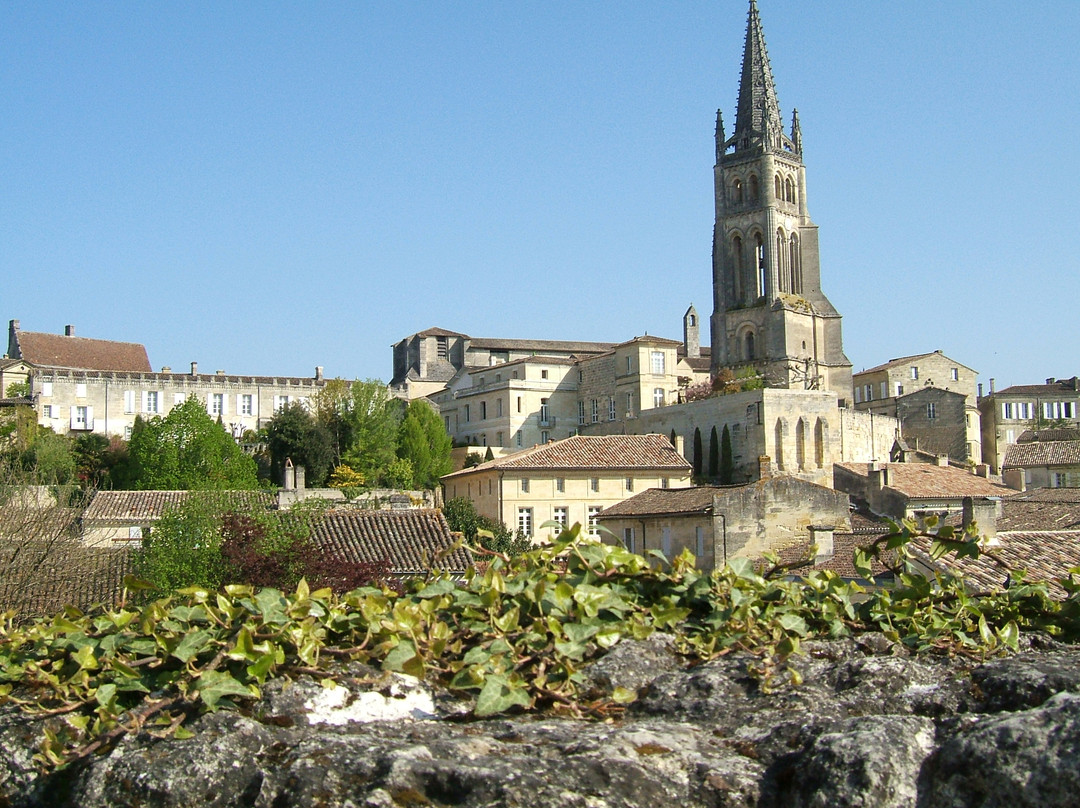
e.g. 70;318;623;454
265;402;336;488
126;397;258;490
396;400;453;489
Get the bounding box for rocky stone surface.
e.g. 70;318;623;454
3;636;1080;807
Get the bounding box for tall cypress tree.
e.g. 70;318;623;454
720;424;734;484
708;426;720;479
692;428;703;478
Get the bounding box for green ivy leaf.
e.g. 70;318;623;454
475;674;531;717
196;670;255;712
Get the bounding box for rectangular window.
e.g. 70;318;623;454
864;384;872;402
174;392;186;405
661;477;670;489
71;405;90;431
241;394;254;416
42;405;52;418
556;477;565;493
516;431;523;447
541;430;549;443
695;526;705;558
516;396;522;413
623;527;636;553
41;382;53;397
626;356;632;373
578;401;586;426
653;388;665;408
541;369;549;380
651;351;665;375
124;425;133;440
625;392;633;417
436;336;448;360
521;478;529;493
895;384;904;397
927;402;937;419
608;397;616;421
625;477;634;492
275;395;289;411
480;401;487;420
591;399;598;423
144;391;160;414
540;398;550;423
1003;402;1014;420
879;381;887;399
128;526;143;540
1018;402;1032;420
553;506;568;533
496;398;503;417
209;393;223;416
951;368;959;381
517;508;533;538
75;383;87;398
662;526;672;558
590;477;600;493
124;390;136;413
496;431;503;445
911;367;919;380
854;387;862;404
587;506;601;535
465;404;471;422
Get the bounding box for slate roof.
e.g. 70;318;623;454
13;329;151;372
855;351;973;377
82;490;273;524
836;462;1009;499
312;509;470;574
443;434;691;478
1017;429;1080;443
1003;441;1080;469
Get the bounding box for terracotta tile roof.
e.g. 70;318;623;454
598;486;726;518
312;509;470;574
836;462;1010;499
14;330;151;372
855;351;973;377
82;490;272;524
999;489;1080;532
611;335;683;348
0;545;133;619
1003;441;1080;469
443;434;692;478
990;378;1080;397
1017;429;1080;443
38;368;325;386
774;530;893;580
910;531;1080;598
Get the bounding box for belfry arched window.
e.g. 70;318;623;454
745;331;756;360
732;178;743;204
776;229;787;293
774;174;782;199
732;235;744;301
785;176;795;203
789;234;802;294
754;232;766;298
749;175;759;201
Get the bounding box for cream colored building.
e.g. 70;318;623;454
440;434;693;542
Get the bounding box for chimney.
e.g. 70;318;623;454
315;366;324;382
870;463;888;489
190;362;198;377
64;325;75;337
8;320;19;359
674;435;685;456
975;464;991;479
216;369;226;376
936;454;949;467
283;458;296;490
1047;378;1055;385
758;455;772;480
161;366;171;374
809;525;835;565
961;497;975;533
989;378;995;394
978;383;983;398
295;466;306;491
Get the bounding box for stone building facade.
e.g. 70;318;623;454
980;377;1080;474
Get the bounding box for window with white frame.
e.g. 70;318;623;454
608;397;616;421
275;395;289;411
854;387;862;404
464;404;470;422
578;401;586;425
552;506;568;533
879;381;887;399
587;506;601;535
895;384;904;397
661;477;670;489
951;367;959;381
651;351;665;375
521;478;529;493
540;398;549;423
71;405;90;430
41;382;53;397
128;526;143;540
625;477;634;492
144;391;160;414
623;527;635;553
517;508;533;538
625;392;633;417
541;430;549;443
590;477;599;493
926;402;937;419
210;393;224;416
591;399;599;423
124;391;136;414
75;383;87;398
124;425;133;440
241;394;253;416
661;526;672;558
695;526;705;558
556;477;565;493
910;367;919;380
1044;401;1077;420
653;388;665;408
42;405;52;418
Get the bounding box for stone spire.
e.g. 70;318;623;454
733;0;783;148
791;108;802;155
715;109;725;161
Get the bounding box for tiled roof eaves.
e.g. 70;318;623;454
36;369;327;386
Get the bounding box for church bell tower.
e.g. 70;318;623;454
709;0;851;399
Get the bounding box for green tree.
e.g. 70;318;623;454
0;407;75;485
396;400;452;489
692;427;703;478
340;380;402;486
708;426;720;479
126;397;258;490
265;402;335;487
720;424;734;485
133;495;229;593
442;496;530;557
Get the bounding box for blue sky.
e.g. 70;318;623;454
2;2;1077;390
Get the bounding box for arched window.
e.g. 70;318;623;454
745;331;755;360
732;235;744;301
795;418;807;470
688;314;696;326
814;418;827;468
774;174;782;199
785;176;795;203
732;178;743;204
755;232;767;297
776;229;786;292
774;419;786;471
789;234;802;294
749;175;759;201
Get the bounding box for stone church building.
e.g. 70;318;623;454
397;0;896;487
